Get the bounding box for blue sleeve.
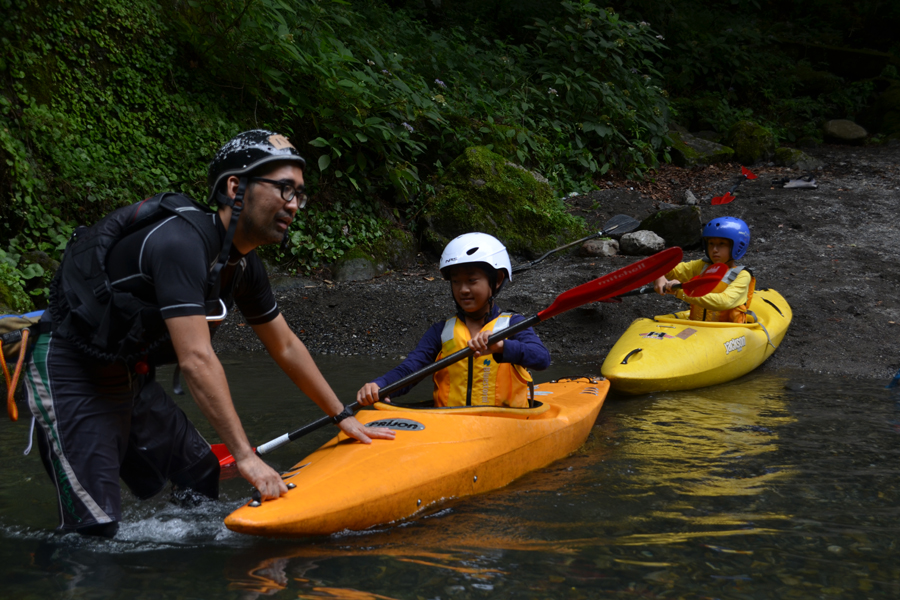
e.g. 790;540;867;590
371;321;444;398
493;314;551;371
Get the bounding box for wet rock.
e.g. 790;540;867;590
774;147;824;172
726;120;776;164
579;239;619;257
693;130;721;143
371;229;418;271
620;230;665;255
639;205;702;248
424;146;586;256
668;130;734;168
823;119;867;144
333;257;379;282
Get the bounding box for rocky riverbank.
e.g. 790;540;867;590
215;143;900;381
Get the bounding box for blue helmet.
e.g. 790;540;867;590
702;217;750;260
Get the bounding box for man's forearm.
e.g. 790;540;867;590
179;349;256;459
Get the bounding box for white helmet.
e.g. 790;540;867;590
439;232;512;284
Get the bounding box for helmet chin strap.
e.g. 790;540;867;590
210;177;248;300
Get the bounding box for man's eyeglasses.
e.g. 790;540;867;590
250;177;308;208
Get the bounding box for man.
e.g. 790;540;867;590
25;130;394;537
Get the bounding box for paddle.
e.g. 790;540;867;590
511;214;641;274
600;262;730;302
212;246;683;470
711;166;757;205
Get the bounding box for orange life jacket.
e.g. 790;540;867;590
688;265;756;323
432;313;533;407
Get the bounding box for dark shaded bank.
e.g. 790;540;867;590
215;144;900;381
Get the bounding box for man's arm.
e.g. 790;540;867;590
166;315;288;500
251;314;395;443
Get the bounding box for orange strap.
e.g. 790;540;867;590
0;339;9;387
1;328;28;421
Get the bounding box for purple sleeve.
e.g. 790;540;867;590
493;314;551;370
371;321;444;398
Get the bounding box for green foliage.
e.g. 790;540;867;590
287;197;385;273
426;146;587;254
0;258;34;313
0;0;246;295
3;0;892;297
612;1;887;142
163;0;670;195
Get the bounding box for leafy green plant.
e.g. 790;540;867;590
286;197;386;273
0;253;35;313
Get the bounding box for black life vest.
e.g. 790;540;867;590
49;193;223;363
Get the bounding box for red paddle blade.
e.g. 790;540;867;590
741;166;758;180
537;247;683;320
682;263;729;297
711;191;735;205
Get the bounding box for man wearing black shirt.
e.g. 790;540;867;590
25;130;394;537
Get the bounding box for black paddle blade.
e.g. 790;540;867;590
602;214;641;236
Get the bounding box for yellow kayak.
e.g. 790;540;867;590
224;376;609;537
601;288;792;394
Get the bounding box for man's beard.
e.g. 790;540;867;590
240;210;287;247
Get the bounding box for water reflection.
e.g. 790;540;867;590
613;376;796;499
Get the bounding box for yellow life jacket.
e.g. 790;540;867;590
432;313;533;408
688;265;756;323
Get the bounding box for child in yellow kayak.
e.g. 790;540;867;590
356;232;550;408
654;216;756;323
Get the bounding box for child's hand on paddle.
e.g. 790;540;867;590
654;276;679;295
356;382;388;406
469;330;504;358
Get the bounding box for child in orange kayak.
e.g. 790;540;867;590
654;216;756;323
356;232;550;408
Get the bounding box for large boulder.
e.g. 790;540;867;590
579;239;619;257
331;229;418;282
423;146;586;257
332;256;378;282
639;206;703;248
667;131;734;167
619;231;665;256
774;147;824;171
822;119;867;144
726;120;776;165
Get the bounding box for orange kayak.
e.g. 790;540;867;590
224;376;609;537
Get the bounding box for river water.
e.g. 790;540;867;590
1;354;898;598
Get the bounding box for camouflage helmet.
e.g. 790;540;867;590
206;130;307;206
